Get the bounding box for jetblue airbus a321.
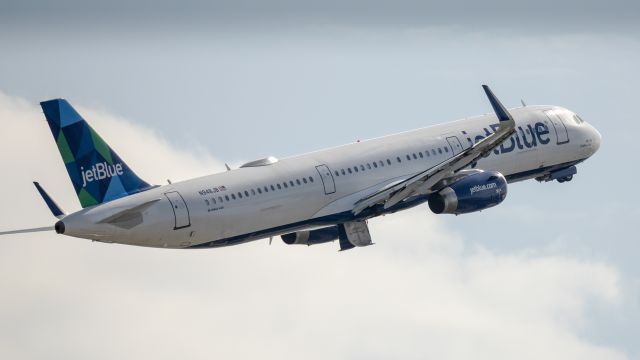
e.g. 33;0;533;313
1;86;601;250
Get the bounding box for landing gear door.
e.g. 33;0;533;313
165;191;191;230
315;164;336;195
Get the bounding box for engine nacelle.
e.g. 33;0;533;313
428;170;507;215
281;226;339;245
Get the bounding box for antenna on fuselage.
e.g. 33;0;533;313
521;99;527;107
225;163;231;171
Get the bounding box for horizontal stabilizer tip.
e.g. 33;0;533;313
0;226;53;236
33;182;65;218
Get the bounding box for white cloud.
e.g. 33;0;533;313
0;92;628;359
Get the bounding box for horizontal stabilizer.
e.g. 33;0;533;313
33;182;65;219
0;226;53;236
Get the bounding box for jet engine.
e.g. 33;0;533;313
281;226;339;245
428;170;507;215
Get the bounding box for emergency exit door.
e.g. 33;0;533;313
315;164;336;195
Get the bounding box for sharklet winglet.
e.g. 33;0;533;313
482;84;513;122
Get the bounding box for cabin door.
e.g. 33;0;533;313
446;136;464;155
544;110;570;145
165;191;191;230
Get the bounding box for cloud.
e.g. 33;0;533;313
0;92;629;359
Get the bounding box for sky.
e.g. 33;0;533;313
0;1;639;359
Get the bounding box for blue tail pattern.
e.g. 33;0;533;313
40;99;152;208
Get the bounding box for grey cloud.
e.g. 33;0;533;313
1;0;639;33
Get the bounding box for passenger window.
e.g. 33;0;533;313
406;155;411;161
341;169;346;175
289;181;294;187
283;182;288;188
373;162;378;168
277;184;281;190
244;190;249;197
309;176;314;182
218;196;223;203
367;163;371;169
354;166;359;173
297;179;302;185
386;159;391;165
303;177;308;183
444;147;449;153
348;168;353;174
212;198;217;204
413;153;417;159
419;152;423;158
431;149;436;156
238;192;243;199
251;189;256;196
438;148;443;154
257;188;262;194
360;165;365;171
334;171;339;177
225;195;230;201
269;185;275;191
231;194;236;200
397;157;402;163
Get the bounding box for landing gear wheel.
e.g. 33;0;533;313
557;175;573;183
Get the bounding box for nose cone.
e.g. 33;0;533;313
582;124;601;158
591;126;602;153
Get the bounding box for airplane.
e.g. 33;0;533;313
0;86;601;250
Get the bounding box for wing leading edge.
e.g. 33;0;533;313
352;85;516;215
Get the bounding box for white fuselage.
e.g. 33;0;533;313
60;105;600;248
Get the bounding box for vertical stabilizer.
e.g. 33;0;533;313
40;99;153;208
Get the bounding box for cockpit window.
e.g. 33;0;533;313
559;111;582;126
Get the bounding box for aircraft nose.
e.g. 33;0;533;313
582;124;601;158
590;125;602;153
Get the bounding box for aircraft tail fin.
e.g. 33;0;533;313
40;99;153;208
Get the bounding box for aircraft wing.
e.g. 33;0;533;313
352;85;516;215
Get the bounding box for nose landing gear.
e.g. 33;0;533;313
536;165;577;183
557;175;573;183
